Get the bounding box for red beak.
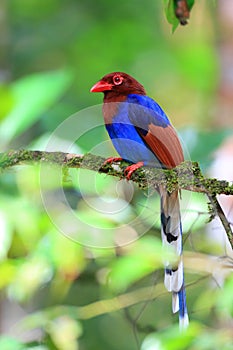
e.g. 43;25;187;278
90;80;113;93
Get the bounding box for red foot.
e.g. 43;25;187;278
124;162;144;180
103;157;123;166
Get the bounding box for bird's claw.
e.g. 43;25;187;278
103;157;123;166
124;162;144;180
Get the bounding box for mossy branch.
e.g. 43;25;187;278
1;149;233;248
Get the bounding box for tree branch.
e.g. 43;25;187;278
1;149;233;248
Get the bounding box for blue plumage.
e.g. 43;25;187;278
106;123;158;165
106;94;172;166
127;94;171;128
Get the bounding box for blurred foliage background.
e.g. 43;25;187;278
0;0;233;349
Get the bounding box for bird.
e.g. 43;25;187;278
90;72;189;328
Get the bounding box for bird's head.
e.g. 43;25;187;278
90;72;146;101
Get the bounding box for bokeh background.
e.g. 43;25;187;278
0;1;233;349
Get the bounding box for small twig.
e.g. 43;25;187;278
124;308;157;334
207;193;233;248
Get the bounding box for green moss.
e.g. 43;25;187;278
1;150;233;197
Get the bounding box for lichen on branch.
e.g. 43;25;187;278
1;149;233;248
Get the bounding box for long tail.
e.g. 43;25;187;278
159;187;189;329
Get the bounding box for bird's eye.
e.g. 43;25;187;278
113;75;123;85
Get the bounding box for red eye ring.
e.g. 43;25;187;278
113;75;123;85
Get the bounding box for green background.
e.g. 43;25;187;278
0;1;232;349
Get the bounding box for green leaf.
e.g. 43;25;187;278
47;316;82;350
163;0;179;32
0;336;24;350
0;69;72;146
0;85;15;120
216;274;233;317
0;261;17;289
142;322;201;350
187;0;195;10
163;0;195;32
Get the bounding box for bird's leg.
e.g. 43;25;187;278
124;161;144;180
103;157;123;166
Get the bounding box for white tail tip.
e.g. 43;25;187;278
179;313;189;330
172;292;179;313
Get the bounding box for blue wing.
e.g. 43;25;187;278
127;94;171;128
105;94;183;168
105;95;164;166
127;94;184;168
